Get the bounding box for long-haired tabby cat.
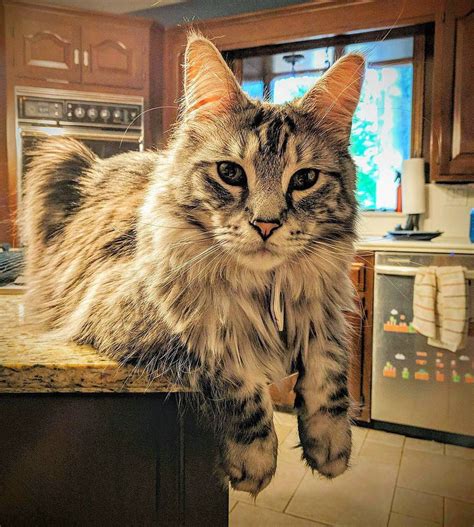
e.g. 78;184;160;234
23;34;364;495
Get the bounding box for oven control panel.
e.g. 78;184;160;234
65;102;141;125
18;96;142;127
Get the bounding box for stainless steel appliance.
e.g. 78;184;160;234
16;87;144;209
372;252;474;437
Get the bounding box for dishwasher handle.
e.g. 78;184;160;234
375;264;474;279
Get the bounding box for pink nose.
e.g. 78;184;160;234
251;220;281;240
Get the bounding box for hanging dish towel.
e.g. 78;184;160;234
413;266;467;352
412;266;437;339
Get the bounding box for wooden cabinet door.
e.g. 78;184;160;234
431;0;474;182
9;7;81;83
81;23;145;89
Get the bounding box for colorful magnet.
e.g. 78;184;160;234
383;362;397;378
415;369;430;381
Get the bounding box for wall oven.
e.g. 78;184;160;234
16;87;144;210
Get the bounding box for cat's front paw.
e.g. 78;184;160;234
298;412;352;478
220;430;278;496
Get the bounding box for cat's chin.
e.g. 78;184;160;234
235;250;285;272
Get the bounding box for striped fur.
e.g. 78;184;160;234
22;36;364;495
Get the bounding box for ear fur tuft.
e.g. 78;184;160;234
183;34;247;120
299;53;365;138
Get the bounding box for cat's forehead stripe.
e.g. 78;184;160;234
250;108;297;164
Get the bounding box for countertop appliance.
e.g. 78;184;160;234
372;252;474;438
16;86;144;211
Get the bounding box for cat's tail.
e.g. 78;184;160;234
22;136;97;248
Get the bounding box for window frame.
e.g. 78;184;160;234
227;25;429;210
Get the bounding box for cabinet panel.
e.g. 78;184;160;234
82;24;145;89
431;0;474;182
451;10;474;171
9;8;81;83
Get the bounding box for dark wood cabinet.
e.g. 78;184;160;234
270;252;374;423
347;252;374;423
0;393;228;526
82;23;146;89
10;8;81;84
431;0;474;182
6;4;148;90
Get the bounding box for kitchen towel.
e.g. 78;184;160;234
413;266;467;352
412;266;437;339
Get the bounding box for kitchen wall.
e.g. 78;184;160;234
358;184;474;238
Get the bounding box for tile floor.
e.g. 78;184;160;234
229;412;474;527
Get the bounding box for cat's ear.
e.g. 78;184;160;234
183;34;248;120
299;53;365;139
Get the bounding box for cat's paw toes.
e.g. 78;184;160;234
230;469;274;495
221;432;278;496
299;413;352;479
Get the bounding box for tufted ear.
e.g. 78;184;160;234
183;34;248;120
299;53;365;139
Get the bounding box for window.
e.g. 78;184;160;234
234;29;426;211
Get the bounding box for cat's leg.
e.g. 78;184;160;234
198;373;277;495
294;310;352;478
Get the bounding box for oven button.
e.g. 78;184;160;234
74;106;85;119
112;109;122;121
87;107;98;120
100;108;110;121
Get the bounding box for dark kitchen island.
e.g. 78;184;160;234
0;295;228;527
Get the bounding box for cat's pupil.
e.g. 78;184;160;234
291;168;319;191
217;161;246;186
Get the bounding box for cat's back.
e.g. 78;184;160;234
22;137;158;325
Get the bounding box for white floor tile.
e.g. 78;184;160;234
366;429;405;447
286;456;398;526
274;411;297;428
388;512;440;527
444;498;474;527
445;444;474;460
404;437;444;455
398;450;474;503
392;487;443;523
230;502;325;527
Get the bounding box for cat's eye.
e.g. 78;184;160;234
289;168;320;191
217;161;247;187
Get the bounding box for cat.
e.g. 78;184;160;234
23;34;364;495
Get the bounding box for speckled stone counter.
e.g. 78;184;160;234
0;295;181;394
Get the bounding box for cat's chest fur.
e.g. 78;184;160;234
144;254;313;378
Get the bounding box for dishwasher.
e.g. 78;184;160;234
372;252;474;437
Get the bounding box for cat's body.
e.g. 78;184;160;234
23;35;364;495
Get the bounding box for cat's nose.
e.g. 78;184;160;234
250;219;281;240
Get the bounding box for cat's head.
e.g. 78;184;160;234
169;34;364;272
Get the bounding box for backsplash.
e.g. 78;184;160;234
359;184;474;238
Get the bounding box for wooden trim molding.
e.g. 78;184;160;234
162;0;436;134
411;32;426;159
2;0;154;28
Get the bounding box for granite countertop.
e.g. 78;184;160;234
0;296;181;394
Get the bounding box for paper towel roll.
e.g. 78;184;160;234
402;158;425;214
